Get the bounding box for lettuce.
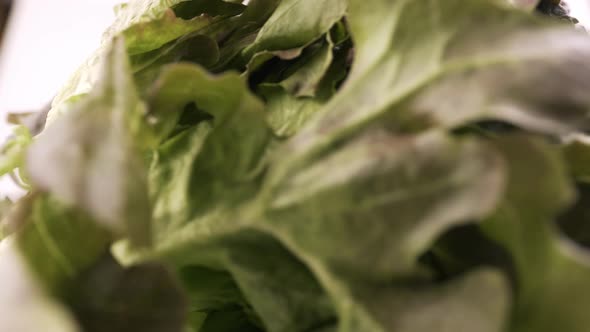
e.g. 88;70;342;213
2;0;590;331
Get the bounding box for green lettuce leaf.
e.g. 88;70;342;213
14;193;111;292
147;63;270;228
0;126;32;177
480;136;590;332
260;85;322;137
267;129;505;281
7;0;590;331
339;268;509;332
562;134;590;183
245;0;346;55
50;0;246;123
27;38;152;246
256;35;349;138
558;182;590;248
280;0;590;173
65;253;187;332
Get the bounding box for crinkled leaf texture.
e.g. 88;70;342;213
280;0;590;170
245;0;346;54
5;0;590;331
48;0;248;124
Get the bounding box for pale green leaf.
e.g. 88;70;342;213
482;136;590;332
28;38;152;246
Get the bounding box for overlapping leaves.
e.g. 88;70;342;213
2;0;590;331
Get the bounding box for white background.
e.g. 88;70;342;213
569;0;590;26
0;0;120;198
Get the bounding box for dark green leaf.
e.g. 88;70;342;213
197;308;263;332
562;134;590;182
558;182;590;248
245;0;346;54
66;253;187;332
172;0;245;19
222;232;335;332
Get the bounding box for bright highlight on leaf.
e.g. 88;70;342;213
1;0;590;331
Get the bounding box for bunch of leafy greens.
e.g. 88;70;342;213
2;0;590;331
